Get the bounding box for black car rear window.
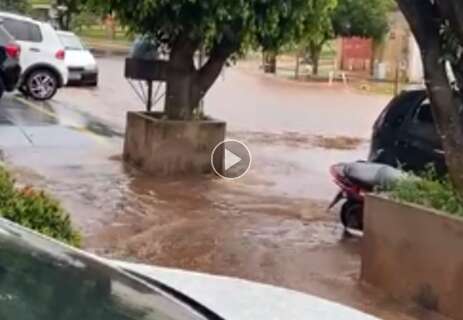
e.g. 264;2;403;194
414;100;434;125
2;18;42;43
385;90;426;129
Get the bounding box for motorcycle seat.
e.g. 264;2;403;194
343;162;405;189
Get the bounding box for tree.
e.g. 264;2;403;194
71;8;101;32
302;0;392;76
0;0;30;14
54;0;83;31
396;0;463;197
259;3;307;73
300;0;337;76
332;0;393;41
88;0;311;120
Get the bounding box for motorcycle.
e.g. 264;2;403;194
328;161;404;231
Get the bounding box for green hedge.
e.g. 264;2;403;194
387;170;463;217
0;166;81;247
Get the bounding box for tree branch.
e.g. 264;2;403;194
196;27;241;98
396;0;440;51
435;0;463;94
436;0;463;45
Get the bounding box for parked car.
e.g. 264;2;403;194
0;22;21;99
0;217;378;320
57;31;98;86
369;88;447;175
0;12;68;100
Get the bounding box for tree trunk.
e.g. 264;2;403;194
295;51;301;80
263;51;277;74
105;15;116;40
56;11;72;31
164;36;230;120
57;14;66;30
110;18;116;40
165;43;199;120
64;12;72;31
309;42;323;76
165;73;197;120
397;0;463;196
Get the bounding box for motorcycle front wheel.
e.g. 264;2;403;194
340;201;363;231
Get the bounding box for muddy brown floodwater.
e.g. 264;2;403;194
8;134;447;320
0;56;450;320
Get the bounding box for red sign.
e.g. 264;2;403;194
341;37;373;71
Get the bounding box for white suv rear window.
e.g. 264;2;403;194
0;26;14;45
2;18;42;43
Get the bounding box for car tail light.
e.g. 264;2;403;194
55;49;65;60
5;43;20;59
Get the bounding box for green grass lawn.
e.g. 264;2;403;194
77;25;131;42
76;25;132;49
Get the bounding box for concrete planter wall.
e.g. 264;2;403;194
123;111;226;176
362;195;463;320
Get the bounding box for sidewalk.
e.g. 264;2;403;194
237;57;398;96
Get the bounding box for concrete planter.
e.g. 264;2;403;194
123;111;226;176
362;194;463;319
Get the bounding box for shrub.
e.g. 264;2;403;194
0;166;15;205
387;169;463;217
0;166;81;247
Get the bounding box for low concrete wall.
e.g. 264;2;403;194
123;112;226;176
362;195;463;319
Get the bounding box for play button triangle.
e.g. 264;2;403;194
225;148;242;171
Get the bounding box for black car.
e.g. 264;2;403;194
368;89;447;174
0;23;21;99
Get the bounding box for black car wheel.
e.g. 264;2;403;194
340;201;363;231
26;69;58;101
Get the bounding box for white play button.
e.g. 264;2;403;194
211;139;252;180
225;148;242;171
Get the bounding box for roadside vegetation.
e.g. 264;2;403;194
388;169;463;217
0;166;81;247
0;0;30;13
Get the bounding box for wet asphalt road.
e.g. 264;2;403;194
0;57;449;320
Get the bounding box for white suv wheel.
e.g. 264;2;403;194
26;70;58;101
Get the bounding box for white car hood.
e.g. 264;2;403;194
115;261;380;320
65;49;97;69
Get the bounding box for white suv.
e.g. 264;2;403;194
0;12;68;100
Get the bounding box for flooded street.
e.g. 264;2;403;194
0;56;448;320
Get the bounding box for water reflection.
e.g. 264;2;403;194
0;96;123;138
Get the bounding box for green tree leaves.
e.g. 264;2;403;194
87;0;325;118
332;0;394;41
88;0;316;58
0;0;30;14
